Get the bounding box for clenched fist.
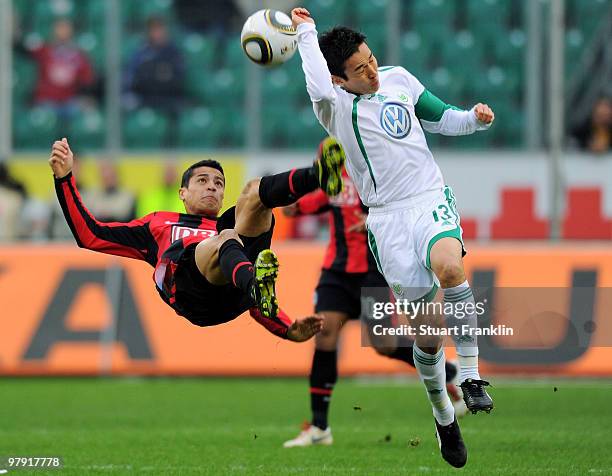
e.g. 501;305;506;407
49;138;74;179
291;7;315;28
473;103;495;125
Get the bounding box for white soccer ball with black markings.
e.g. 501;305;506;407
240;9;297;67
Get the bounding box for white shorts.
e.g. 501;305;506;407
366;186;464;302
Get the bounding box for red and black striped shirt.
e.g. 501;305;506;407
295;172;377;274
55;172;292;337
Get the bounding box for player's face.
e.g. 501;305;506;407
180;166;225;216
333;43;379;95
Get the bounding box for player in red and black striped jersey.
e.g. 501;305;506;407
49;137;345;342
283;140;466;447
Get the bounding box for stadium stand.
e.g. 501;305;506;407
10;0;611;151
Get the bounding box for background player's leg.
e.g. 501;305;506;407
310;311;348;431
284;311;348;448
366;312;417;365
429;237;480;382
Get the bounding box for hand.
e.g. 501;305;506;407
473;103;495;125
283;203;299;217
347;210;367;233
49;137;74;179
291;7;315;28
287;314;324;342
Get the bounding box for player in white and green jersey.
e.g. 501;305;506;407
291;7;495;469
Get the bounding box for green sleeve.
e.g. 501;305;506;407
414;89;461;122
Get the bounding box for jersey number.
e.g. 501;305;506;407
432;204;455;223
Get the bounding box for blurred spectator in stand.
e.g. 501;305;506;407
86;161;136;223
124;17;186;147
572;97;612;154
136;161;183;216
16;18;95;128
0;162;50;242
0;162;27;241
22;198;51;242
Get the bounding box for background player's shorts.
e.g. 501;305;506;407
365;186;465;302
314;268;388;320
157;207;274;326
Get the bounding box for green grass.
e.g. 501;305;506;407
1;378;612;475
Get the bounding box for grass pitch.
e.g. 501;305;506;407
1;377;611;475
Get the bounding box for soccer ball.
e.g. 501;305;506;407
240;9;298;67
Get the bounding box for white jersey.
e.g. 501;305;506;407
297;23;489;207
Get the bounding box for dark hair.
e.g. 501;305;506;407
181;159;224;188
319;27;367;79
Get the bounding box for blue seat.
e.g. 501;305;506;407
123;109;168;149
306;0;350;31
287;106;327;149
31;0;77;38
177;107;216;149
465;0;511;28
489;101;524;148
492;29;526;66
13;106;59;150
121;0;176;29
399;32;430;73
69;107;106;150
204;68;245;107
208;106;245;148
76;31;105;70
12;57;36;106
440;30;485;72
409;0;456;42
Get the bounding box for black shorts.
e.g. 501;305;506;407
314;268;389;320
157;207;274;327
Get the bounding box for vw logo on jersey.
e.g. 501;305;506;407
380;101;412;139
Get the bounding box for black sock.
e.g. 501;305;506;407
387;337;415;367
218;239;253;296
258;167;318;208
444;360;457;383
310;349;337;430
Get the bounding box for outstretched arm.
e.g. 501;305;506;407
416;90;494;136
50;139;156;265
292;7;337;128
249;307;323;342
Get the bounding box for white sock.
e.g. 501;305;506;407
443;280;480;382
413;345;455;426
